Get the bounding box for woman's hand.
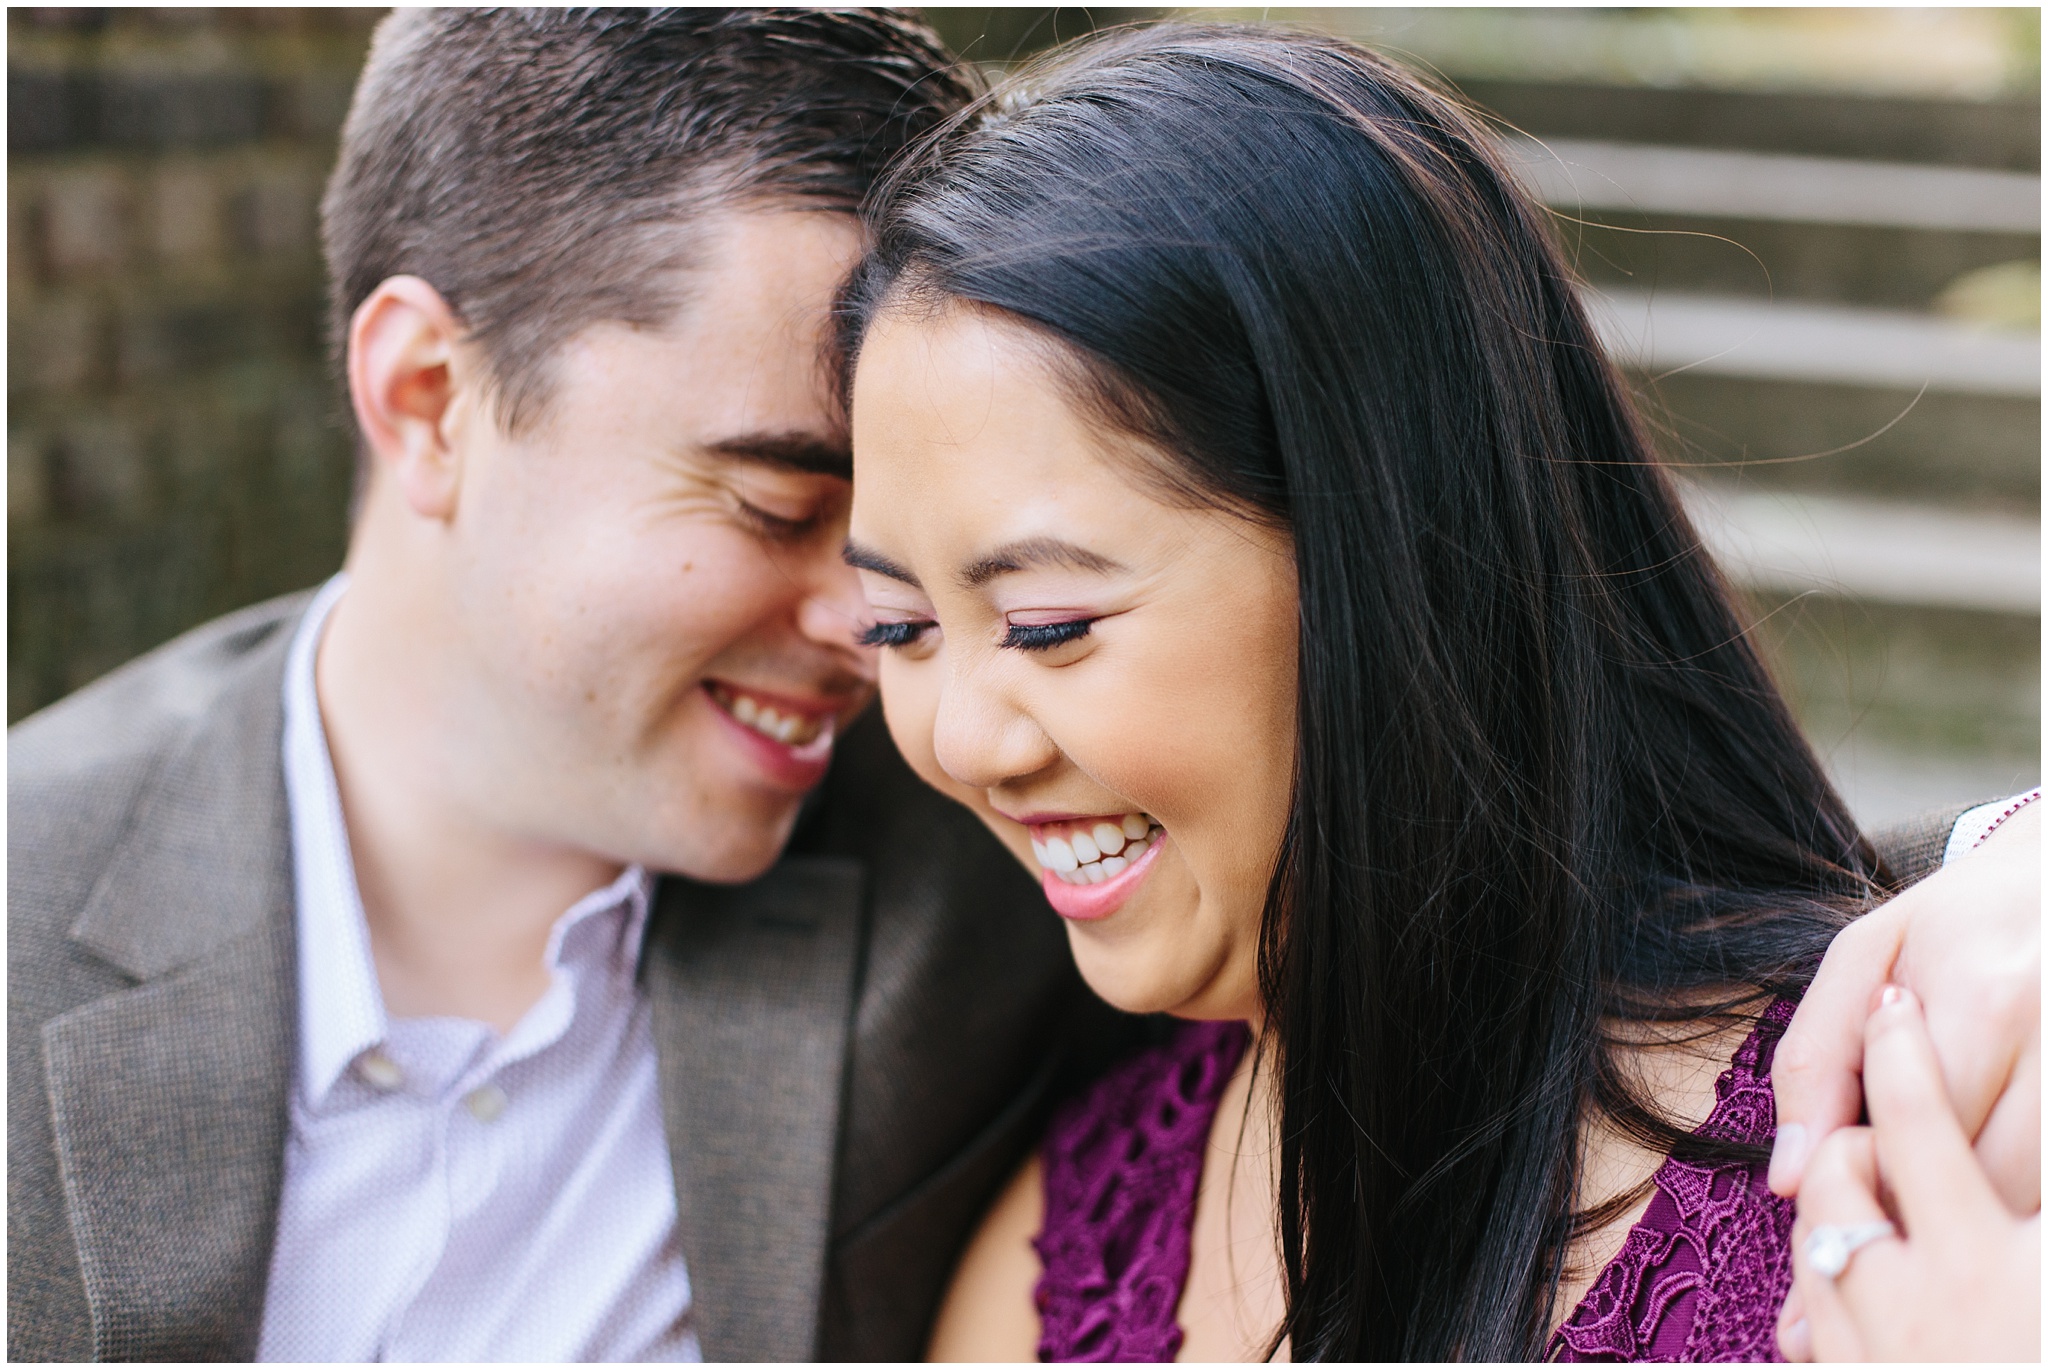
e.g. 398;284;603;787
1779;986;2040;1361
1770;802;2039;1212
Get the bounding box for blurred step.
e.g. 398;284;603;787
1510;138;2039;232
1557;213;2035;313
1744;592;2039;819
1680;483;2039;614
1639;373;2037;514
1507;137;2039;311
1817;738;2038;830
1455;77;2038;170
1585;289;2039;396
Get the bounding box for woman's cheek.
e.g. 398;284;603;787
878;655;1038;874
877;653;946;793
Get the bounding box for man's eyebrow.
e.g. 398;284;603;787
842;539;921;588
706;432;852;479
960;538;1127;588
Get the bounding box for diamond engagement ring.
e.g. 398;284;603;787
1803;1221;1897;1278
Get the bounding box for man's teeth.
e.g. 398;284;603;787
1031;813;1161;886
712;684;825;746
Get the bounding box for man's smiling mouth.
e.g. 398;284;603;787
706;680;833;751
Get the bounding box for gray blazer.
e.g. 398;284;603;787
9;591;1126;1362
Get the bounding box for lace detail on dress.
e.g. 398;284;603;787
1034;1020;1250;1362
1548;998;1797;1363
1032;1004;1795;1363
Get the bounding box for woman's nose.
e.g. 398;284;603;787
931;653;1059;791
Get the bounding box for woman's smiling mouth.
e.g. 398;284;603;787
1026;812;1167;920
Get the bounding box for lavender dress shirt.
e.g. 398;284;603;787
256;575;700;1361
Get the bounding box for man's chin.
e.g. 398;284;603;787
637;793;808;885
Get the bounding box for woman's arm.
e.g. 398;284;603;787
925;1153;1046;1361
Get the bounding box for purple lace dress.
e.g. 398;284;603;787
1033;1003;1796;1362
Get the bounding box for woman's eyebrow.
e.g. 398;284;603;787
842;539;921;588
959;537;1127;588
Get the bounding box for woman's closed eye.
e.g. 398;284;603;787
859;618;934;650
1001;618;1093;651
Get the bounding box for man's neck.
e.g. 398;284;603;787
315;560;623;1034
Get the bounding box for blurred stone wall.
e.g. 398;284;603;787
8;8;383;721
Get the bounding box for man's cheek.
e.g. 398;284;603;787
673;533;804;623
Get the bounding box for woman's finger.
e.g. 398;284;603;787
1771;906;1903;1195
1860;987;2005;1236
1793;1125;1908;1356
1775;1284;1817;1362
1774;1285;1807;1362
1791;1127;1881;1359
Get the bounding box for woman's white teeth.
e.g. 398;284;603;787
1036;813;1161;885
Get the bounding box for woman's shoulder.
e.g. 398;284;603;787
1035;1018;1250;1362
1551;999;1798;1363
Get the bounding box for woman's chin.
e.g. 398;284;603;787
1065;928;1252;1020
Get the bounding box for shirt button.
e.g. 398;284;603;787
465;1083;509;1123
356;1050;404;1091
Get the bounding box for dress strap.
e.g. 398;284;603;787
1549;999;1798;1362
1033;1020;1251;1362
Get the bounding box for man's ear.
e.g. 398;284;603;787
347;275;479;521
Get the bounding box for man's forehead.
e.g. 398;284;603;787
653;208;859;432
681;205;861;317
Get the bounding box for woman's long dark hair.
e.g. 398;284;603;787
843;24;1883;1360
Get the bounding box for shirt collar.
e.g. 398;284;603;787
280;574;653;1106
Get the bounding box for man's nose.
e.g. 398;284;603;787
794;549;872;672
931;652;1059;792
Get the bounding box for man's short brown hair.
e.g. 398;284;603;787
321;8;975;433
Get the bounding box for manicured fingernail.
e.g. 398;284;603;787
1782;1318;1811;1362
1878;983;1903;1008
1768;1122;1809;1190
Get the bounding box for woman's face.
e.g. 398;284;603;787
847;302;1297;1021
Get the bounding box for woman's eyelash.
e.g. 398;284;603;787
859;620;931;649
1002;619;1093;651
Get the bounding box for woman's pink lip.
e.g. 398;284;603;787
1040;830;1166;921
1005;810;1098;827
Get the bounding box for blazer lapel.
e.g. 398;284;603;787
644;856;867;1362
47;630;299;1360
